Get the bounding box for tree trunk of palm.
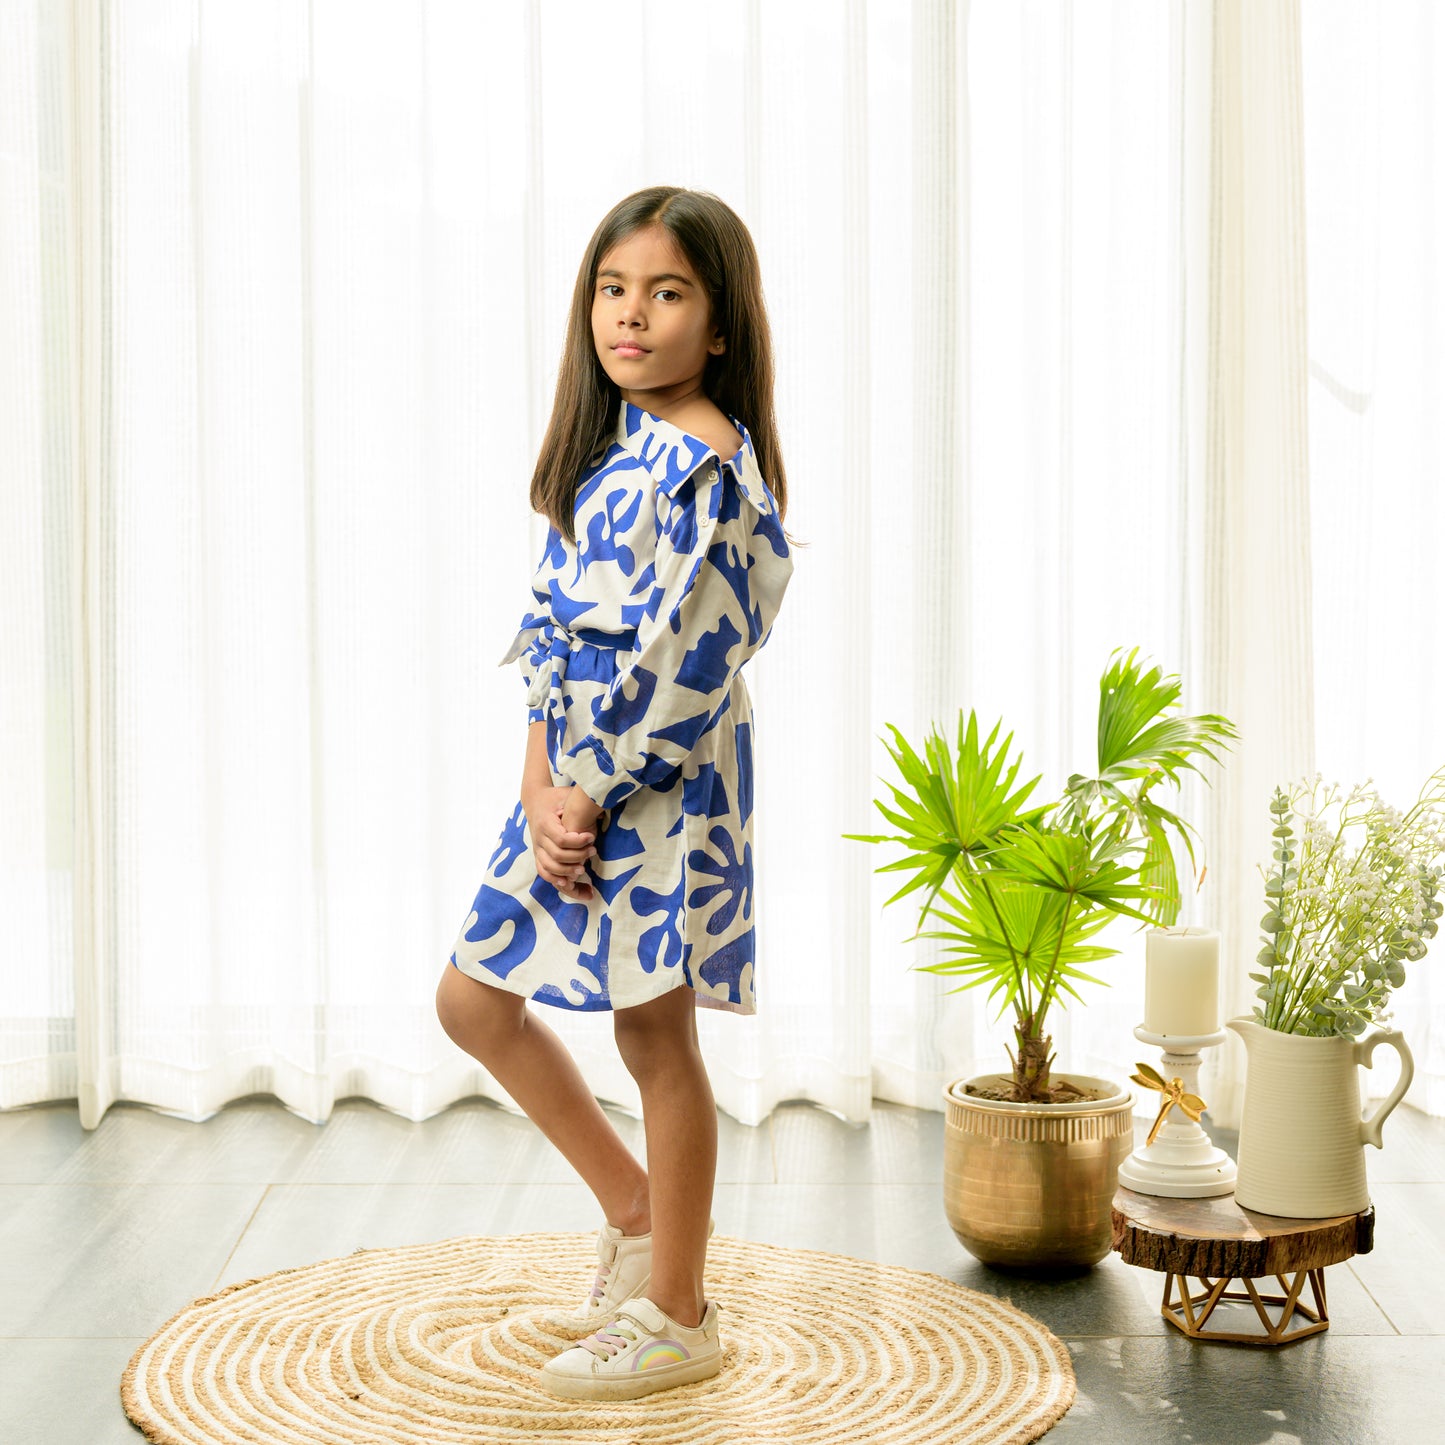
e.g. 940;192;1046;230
1012;1015;1054;1101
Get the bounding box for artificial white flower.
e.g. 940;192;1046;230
1255;766;1445;1036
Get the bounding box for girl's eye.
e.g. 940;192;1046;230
597;284;682;302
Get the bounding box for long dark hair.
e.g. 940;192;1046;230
530;186;798;548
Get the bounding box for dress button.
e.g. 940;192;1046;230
708;467;718;481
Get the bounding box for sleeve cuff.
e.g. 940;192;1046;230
556;732;633;810
523;661;550;710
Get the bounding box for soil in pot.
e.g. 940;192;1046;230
964;1076;1112;1104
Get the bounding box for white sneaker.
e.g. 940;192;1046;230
539;1295;723;1400
550;1215;716;1330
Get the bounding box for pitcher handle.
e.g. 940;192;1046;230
1356;1029;1415;1148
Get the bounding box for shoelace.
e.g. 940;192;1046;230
585;1233;630;1305
581;1318;639;1359
587;1256;612;1303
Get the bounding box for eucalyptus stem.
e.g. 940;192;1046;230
1273;784;1355;1028
1279;790;1347;984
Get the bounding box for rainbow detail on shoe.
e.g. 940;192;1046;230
539;1297;722;1400
632;1338;690;1371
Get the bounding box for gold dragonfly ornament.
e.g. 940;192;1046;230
1131;1061;1208;1147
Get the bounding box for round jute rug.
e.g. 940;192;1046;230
122;1231;1075;1445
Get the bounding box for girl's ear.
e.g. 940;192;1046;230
710;333;726;354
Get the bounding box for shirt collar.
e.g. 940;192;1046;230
613;398;777;514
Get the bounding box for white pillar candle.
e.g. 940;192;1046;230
1143;926;1221;1037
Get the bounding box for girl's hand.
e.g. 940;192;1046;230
523;783;602;901
562;783;605;837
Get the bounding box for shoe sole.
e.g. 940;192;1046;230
540;1349;722;1400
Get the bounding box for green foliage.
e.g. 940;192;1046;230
1251;771;1445;1037
844;647;1237;1098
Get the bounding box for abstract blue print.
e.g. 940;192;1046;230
449;399;792;1015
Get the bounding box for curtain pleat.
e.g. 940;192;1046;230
1198;0;1317;1125
1299;0;1445;1113
1;0;1440;1129
70;0;115;1129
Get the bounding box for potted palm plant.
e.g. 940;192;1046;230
846;648;1237;1269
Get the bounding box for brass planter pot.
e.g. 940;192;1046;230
942;1072;1136;1270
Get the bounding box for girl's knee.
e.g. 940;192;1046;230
435;964;525;1047
613;992;701;1077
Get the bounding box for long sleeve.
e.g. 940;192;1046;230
498;527;564;726
554;463;792;811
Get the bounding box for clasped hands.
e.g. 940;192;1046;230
522;781;605;903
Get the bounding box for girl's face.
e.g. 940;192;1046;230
591;223;725;409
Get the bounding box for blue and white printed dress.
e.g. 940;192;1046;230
448;400;793;1014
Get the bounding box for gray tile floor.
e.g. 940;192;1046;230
2;1093;1440;1443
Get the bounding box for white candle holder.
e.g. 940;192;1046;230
1118;1024;1237;1199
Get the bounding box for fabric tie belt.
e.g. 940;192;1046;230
522;620;639;711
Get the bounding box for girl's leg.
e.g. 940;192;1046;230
613;985;718;1330
435;965;651;1234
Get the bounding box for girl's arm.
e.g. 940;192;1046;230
520;719;553;804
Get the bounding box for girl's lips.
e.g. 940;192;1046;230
613;344;649;357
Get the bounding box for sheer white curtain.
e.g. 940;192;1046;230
1300;0;1445;1113
2;0;1439;1130
1189;0;1319;1124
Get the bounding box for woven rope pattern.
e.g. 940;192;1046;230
122;1232;1075;1444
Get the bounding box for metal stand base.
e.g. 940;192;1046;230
1161;1269;1330;1346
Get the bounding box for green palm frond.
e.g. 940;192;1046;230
842;646;1237;1099
841;710;1046;922
1096;646;1238;786
1135;793;1208;925
1055;647;1238;920
911;871;1120;1019
974;820;1164;927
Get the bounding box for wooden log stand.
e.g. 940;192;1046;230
1112;1186;1375;1347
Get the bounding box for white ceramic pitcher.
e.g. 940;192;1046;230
1228;1016;1414;1218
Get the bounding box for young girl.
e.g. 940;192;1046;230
435;185;793;1401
